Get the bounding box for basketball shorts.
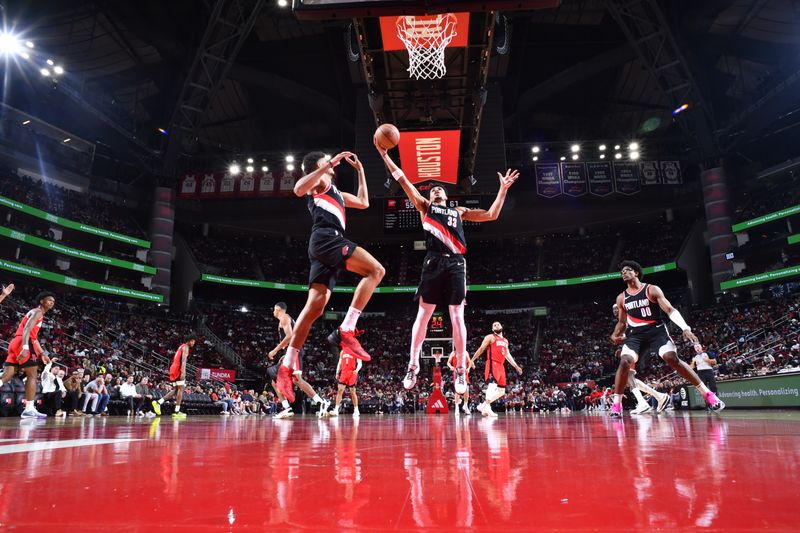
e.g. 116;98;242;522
4;337;39;368
266;363;281;383
169;363;182;382
621;324;676;363
308;228;357;289
415;253;467;307
338;370;357;387
485;361;506;387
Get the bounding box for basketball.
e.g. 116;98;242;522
374;123;400;150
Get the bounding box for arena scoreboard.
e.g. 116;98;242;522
428;311;446;335
383;196;482;234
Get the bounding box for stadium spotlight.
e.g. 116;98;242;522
22;120;30;125
599;144;606;151
229;163;241;175
532;145;540;154
560;156;566;161
614;152;622;159
0;32;22;56
62;138;71;143
40;68;50;77
570;144;580;153
240;305;249;313
672;103;689;115
261;165;268;172
532;156;539;162
286;163;295;171
46;58;54;66
246;165;254;173
629;142;639;151
614;144;621;150
630;152;640;160
246;157;254;164
285;155;294;163
52;65;64;75
571;154;579;160
157;127;168;135
277;0;289;6
20;52;29;60
25;40;34;49
600;154;606;159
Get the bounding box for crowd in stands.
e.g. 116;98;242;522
733;172;800;223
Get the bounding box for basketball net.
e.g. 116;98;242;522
396;14;458;80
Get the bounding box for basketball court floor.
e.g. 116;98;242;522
1;411;797;530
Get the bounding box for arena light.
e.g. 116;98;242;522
560;156;566;161
25;40;34;49
286;163;295;171
600;153;606;159
53;65;64;75
245;165;254;173
285;155;294;163
614;144;621;151
630;151;640;160
157;127;168;135
615;153;622;159
62;138;71;143
599;144;606;151
0;32;22;56
628;142;639;151
246;157;254;164
46;58;54;66
570;144;580;153
532;156;538;162
672;103;689;116
20;52;29;60
22;120;30;125
229;163;241;175
571;154;579;160
531;146;540;154
240;305;249;313
277;0;289;6
261;165;268;172
40;67;50;77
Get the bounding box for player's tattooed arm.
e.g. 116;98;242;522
460;169;519;222
293;151;353;197
610;293;627;345
470;335;493;365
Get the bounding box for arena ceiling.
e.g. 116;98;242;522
2;0;800;183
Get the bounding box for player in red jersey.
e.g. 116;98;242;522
0;290;54;419
152;337;196;419
330;349;362;417
447;350;474;415
471;321;522;417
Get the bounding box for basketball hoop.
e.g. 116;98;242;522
396;14;458;80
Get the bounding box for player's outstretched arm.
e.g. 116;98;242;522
610;293;627;345
461;169;519;222
649;284;699;345
470;335;493;365
0;283;14;304
293;151;352;197
341;153;370;209
374;138;429;214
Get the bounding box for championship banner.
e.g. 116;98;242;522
613;161;641;195
196;368;237;383
559;162;588;197
639;161;661;185
397;129;461;185
660;160;683;184
535;163;562;198
586;161;614;197
219;173;236;197
257;171;275;196
179;174;197;197
200;173;218;196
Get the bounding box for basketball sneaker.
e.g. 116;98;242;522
403;364;419;390
330;406;340;417
454;368;467;395
704;391;726;412
631;402;651;415
274;407;294;419
609;402;623;419
328;328;371;361
317;399;331;418
462;403;471;415
353;407;360;418
172;412;187;420
276;365;296;403
477;402;489;416
151;400;161;416
655;392;670;413
20;408;47;419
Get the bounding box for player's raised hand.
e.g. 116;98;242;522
498;168;520;190
373;136;388;156
329;152;353;168
344;153;364;172
2;283;14;296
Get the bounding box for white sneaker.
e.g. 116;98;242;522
631;402;652;415
656;392;670;413
455;404;461;416
454;368;467;395
477;402;489;416
317;399;331;418
21;408;47;419
353;408;360;418
403;365;419;390
462;404;471;415
330;407;340;417
274;407;294;419
487;407;498;418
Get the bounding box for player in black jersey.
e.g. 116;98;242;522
276;151;385;403
375;138;519;394
269;302;331;418
609;260;725;418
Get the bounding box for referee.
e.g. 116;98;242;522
690;345;718;401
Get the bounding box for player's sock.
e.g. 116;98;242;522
340;306;362;332
25;400;34;411
312;394;323;404
175;405;181;413
281;400;290;409
612;394;623;406
282;347;299;369
158;398;165;405
695;382;711;395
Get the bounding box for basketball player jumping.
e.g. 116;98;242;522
611;303;670;414
330;349;362;417
471;321;523;417
375;139;518;395
609;260;725;418
152;337;195;419
269;302;331;418
277;151;385;403
446;350;473;415
0;290;54;419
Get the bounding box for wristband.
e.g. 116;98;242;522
391;168;405;181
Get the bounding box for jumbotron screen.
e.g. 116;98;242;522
383;196;482;234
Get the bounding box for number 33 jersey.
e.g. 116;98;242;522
422;203;467;255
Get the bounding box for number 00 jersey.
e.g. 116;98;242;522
622;283;665;333
422;203;467;255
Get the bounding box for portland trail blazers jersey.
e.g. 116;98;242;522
622;283;665;330
308;182;346;232
422;203;467;254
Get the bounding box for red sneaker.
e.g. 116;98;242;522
339;329;371;361
277;366;295;403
